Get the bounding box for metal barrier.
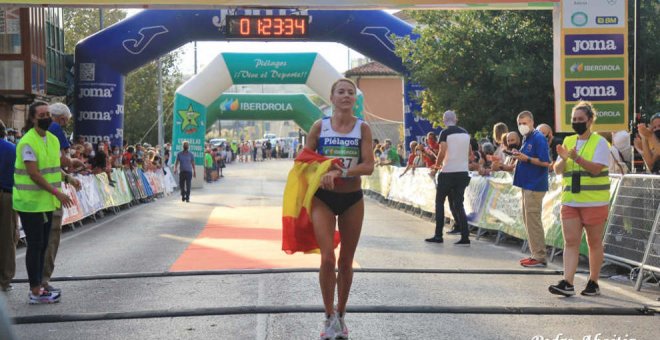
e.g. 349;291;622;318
601;174;660;290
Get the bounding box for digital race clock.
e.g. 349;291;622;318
225;15;309;39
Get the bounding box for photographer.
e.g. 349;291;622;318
634;112;660;174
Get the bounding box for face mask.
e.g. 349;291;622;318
518;124;530;136
655;130;660;139
37;117;52;130
572;122;588;135
7;136;14;143
509;144;519;150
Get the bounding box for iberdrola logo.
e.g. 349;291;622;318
220;98;240;112
178;104;201;134
570;63;585;73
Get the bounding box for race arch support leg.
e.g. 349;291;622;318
74;63;125;148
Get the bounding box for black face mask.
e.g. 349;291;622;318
37;117;52;130
572;122;588;135
655;130;660;140
509;144;519;150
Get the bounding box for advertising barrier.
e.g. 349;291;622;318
363;166;657;262
60;168;176;226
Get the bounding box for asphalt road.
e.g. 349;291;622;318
3;160;659;340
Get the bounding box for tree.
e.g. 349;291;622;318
63;9;126;54
123;55;183;146
63;9;183;146
394;10;554;135
629;1;659;118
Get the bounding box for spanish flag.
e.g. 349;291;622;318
282;148;341;254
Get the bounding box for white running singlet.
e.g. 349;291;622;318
316;117;363;170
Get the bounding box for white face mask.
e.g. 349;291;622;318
518;124;531;136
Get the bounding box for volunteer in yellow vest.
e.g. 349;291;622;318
550;101;610;297
13;101;73;304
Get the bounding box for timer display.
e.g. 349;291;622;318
226;16;309;39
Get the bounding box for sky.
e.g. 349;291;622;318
125;9;378;76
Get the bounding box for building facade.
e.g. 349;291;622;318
0;7;66;131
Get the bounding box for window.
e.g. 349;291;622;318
0;60;24;90
0;8;22;54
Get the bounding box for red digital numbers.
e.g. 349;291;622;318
229;16;308;38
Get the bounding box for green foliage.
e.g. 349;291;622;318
123;55;183;146
63;9;126;54
394;10;554;135
629;1;660;117
63;9;183;146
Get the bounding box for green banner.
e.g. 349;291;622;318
223;53;316;85
208;93;324;132
565;57;625;79
564;103;626;125
172;94;206;165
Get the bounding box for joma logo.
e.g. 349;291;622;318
79;88;112;98
572;86;617;99
572;39;617;53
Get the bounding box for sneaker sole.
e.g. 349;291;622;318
548;286;575;297
521;263;547;268
29;299;60;304
580;290;600;296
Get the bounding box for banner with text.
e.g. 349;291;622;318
558;0;628;132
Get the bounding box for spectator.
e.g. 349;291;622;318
606;131;631;175
400;141;422;177
174;141;196;202
492;131;521;173
13;101;73;304
41;103;84;296
396;142;405;166
5;128;16;144
634;112;660;174
122;146;135;170
550;101;610;297
424;132;439;165
204;148;213;183
468;138;483;172
477;142;496;176
373;143;383;162
492;122;509;160
380;139;400;166
512;111;551;268
428;110;471;246
0;120;17;292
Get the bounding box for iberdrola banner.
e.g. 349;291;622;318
172;94;206;166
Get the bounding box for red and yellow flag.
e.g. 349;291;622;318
282;148;341;254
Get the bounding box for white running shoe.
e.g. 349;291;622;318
28;290;61;304
320;314;338;340
335;314;349;339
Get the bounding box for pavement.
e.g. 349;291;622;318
3;160;659;340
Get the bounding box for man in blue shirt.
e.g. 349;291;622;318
0;119;17;292
512;111;551;267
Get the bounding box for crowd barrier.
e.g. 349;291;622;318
60;167;177;225
363;166;660;286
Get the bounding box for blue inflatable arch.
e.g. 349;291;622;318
74;9;437;147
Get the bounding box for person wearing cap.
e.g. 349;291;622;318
0;119;18;292
428;110;472;246
13;101;74;304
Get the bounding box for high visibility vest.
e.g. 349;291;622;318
561;133;610;205
12;128;61;212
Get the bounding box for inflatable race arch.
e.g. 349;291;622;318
74;9;438;153
171;52;351;163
